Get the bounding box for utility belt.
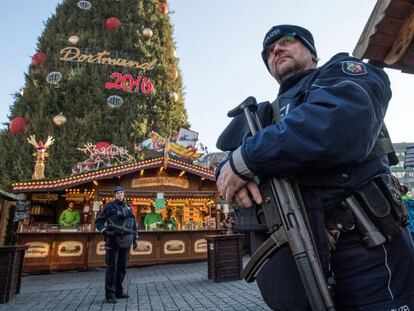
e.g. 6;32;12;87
327;174;408;248
234;174;408;248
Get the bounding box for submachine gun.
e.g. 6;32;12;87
107;219;136;235
227;97;335;311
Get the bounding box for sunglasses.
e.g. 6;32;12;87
265;33;297;59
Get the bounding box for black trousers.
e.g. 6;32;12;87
105;240;129;298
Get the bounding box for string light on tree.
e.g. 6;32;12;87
9;117;27;135
53;113;67;126
105;17;122;32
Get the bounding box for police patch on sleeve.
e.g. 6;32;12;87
342;61;367;75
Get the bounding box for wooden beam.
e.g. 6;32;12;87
384;7;414;64
353;0;392;59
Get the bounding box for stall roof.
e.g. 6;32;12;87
353;0;414;73
11;157;215;192
0;189;19;200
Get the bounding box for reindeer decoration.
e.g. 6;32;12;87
27;135;55;180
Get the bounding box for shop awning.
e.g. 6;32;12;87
354;0;414;73
11;157;215;192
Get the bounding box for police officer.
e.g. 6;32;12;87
216;25;414;310
95;186;138;304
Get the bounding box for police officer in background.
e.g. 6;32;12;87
95;186;138;304
216;24;414;310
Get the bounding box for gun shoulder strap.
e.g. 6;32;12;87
366;125;398;165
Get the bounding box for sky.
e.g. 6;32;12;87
1;0;413;153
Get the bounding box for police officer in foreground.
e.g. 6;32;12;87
216;25;414;310
95;186;138;304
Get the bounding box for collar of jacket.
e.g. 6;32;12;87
278;52;352;95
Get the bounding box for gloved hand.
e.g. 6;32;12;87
133;240;138;249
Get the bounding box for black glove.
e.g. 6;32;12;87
133;240;138;249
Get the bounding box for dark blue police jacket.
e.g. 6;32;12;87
216;53;412;309
217;52;392;232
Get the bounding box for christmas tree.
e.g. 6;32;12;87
0;0;188;188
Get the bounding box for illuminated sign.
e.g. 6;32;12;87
131;176;189;189
31;193;59;202
105;72;153;94
59;47;157;70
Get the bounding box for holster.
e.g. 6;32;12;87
354;174;408;242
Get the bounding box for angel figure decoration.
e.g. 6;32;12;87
27;135;55;180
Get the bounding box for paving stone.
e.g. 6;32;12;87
1;256;270;311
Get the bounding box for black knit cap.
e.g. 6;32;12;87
261;24;317;69
113;186;124;193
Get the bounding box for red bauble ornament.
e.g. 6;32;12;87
31;52;47;67
95;141;110;152
9;117;27;135
159;2;169;15
105;17;122;32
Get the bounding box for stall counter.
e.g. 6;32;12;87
17;230;225;272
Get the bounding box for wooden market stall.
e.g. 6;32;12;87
11;156;225;272
353;0;414;72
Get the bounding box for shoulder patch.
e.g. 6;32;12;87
341;61;367;76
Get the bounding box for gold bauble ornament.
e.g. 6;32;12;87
68;36;79;45
169;65;179;81
142;28;153;38
53;112;67;126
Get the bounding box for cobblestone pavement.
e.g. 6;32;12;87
1;258;271;311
